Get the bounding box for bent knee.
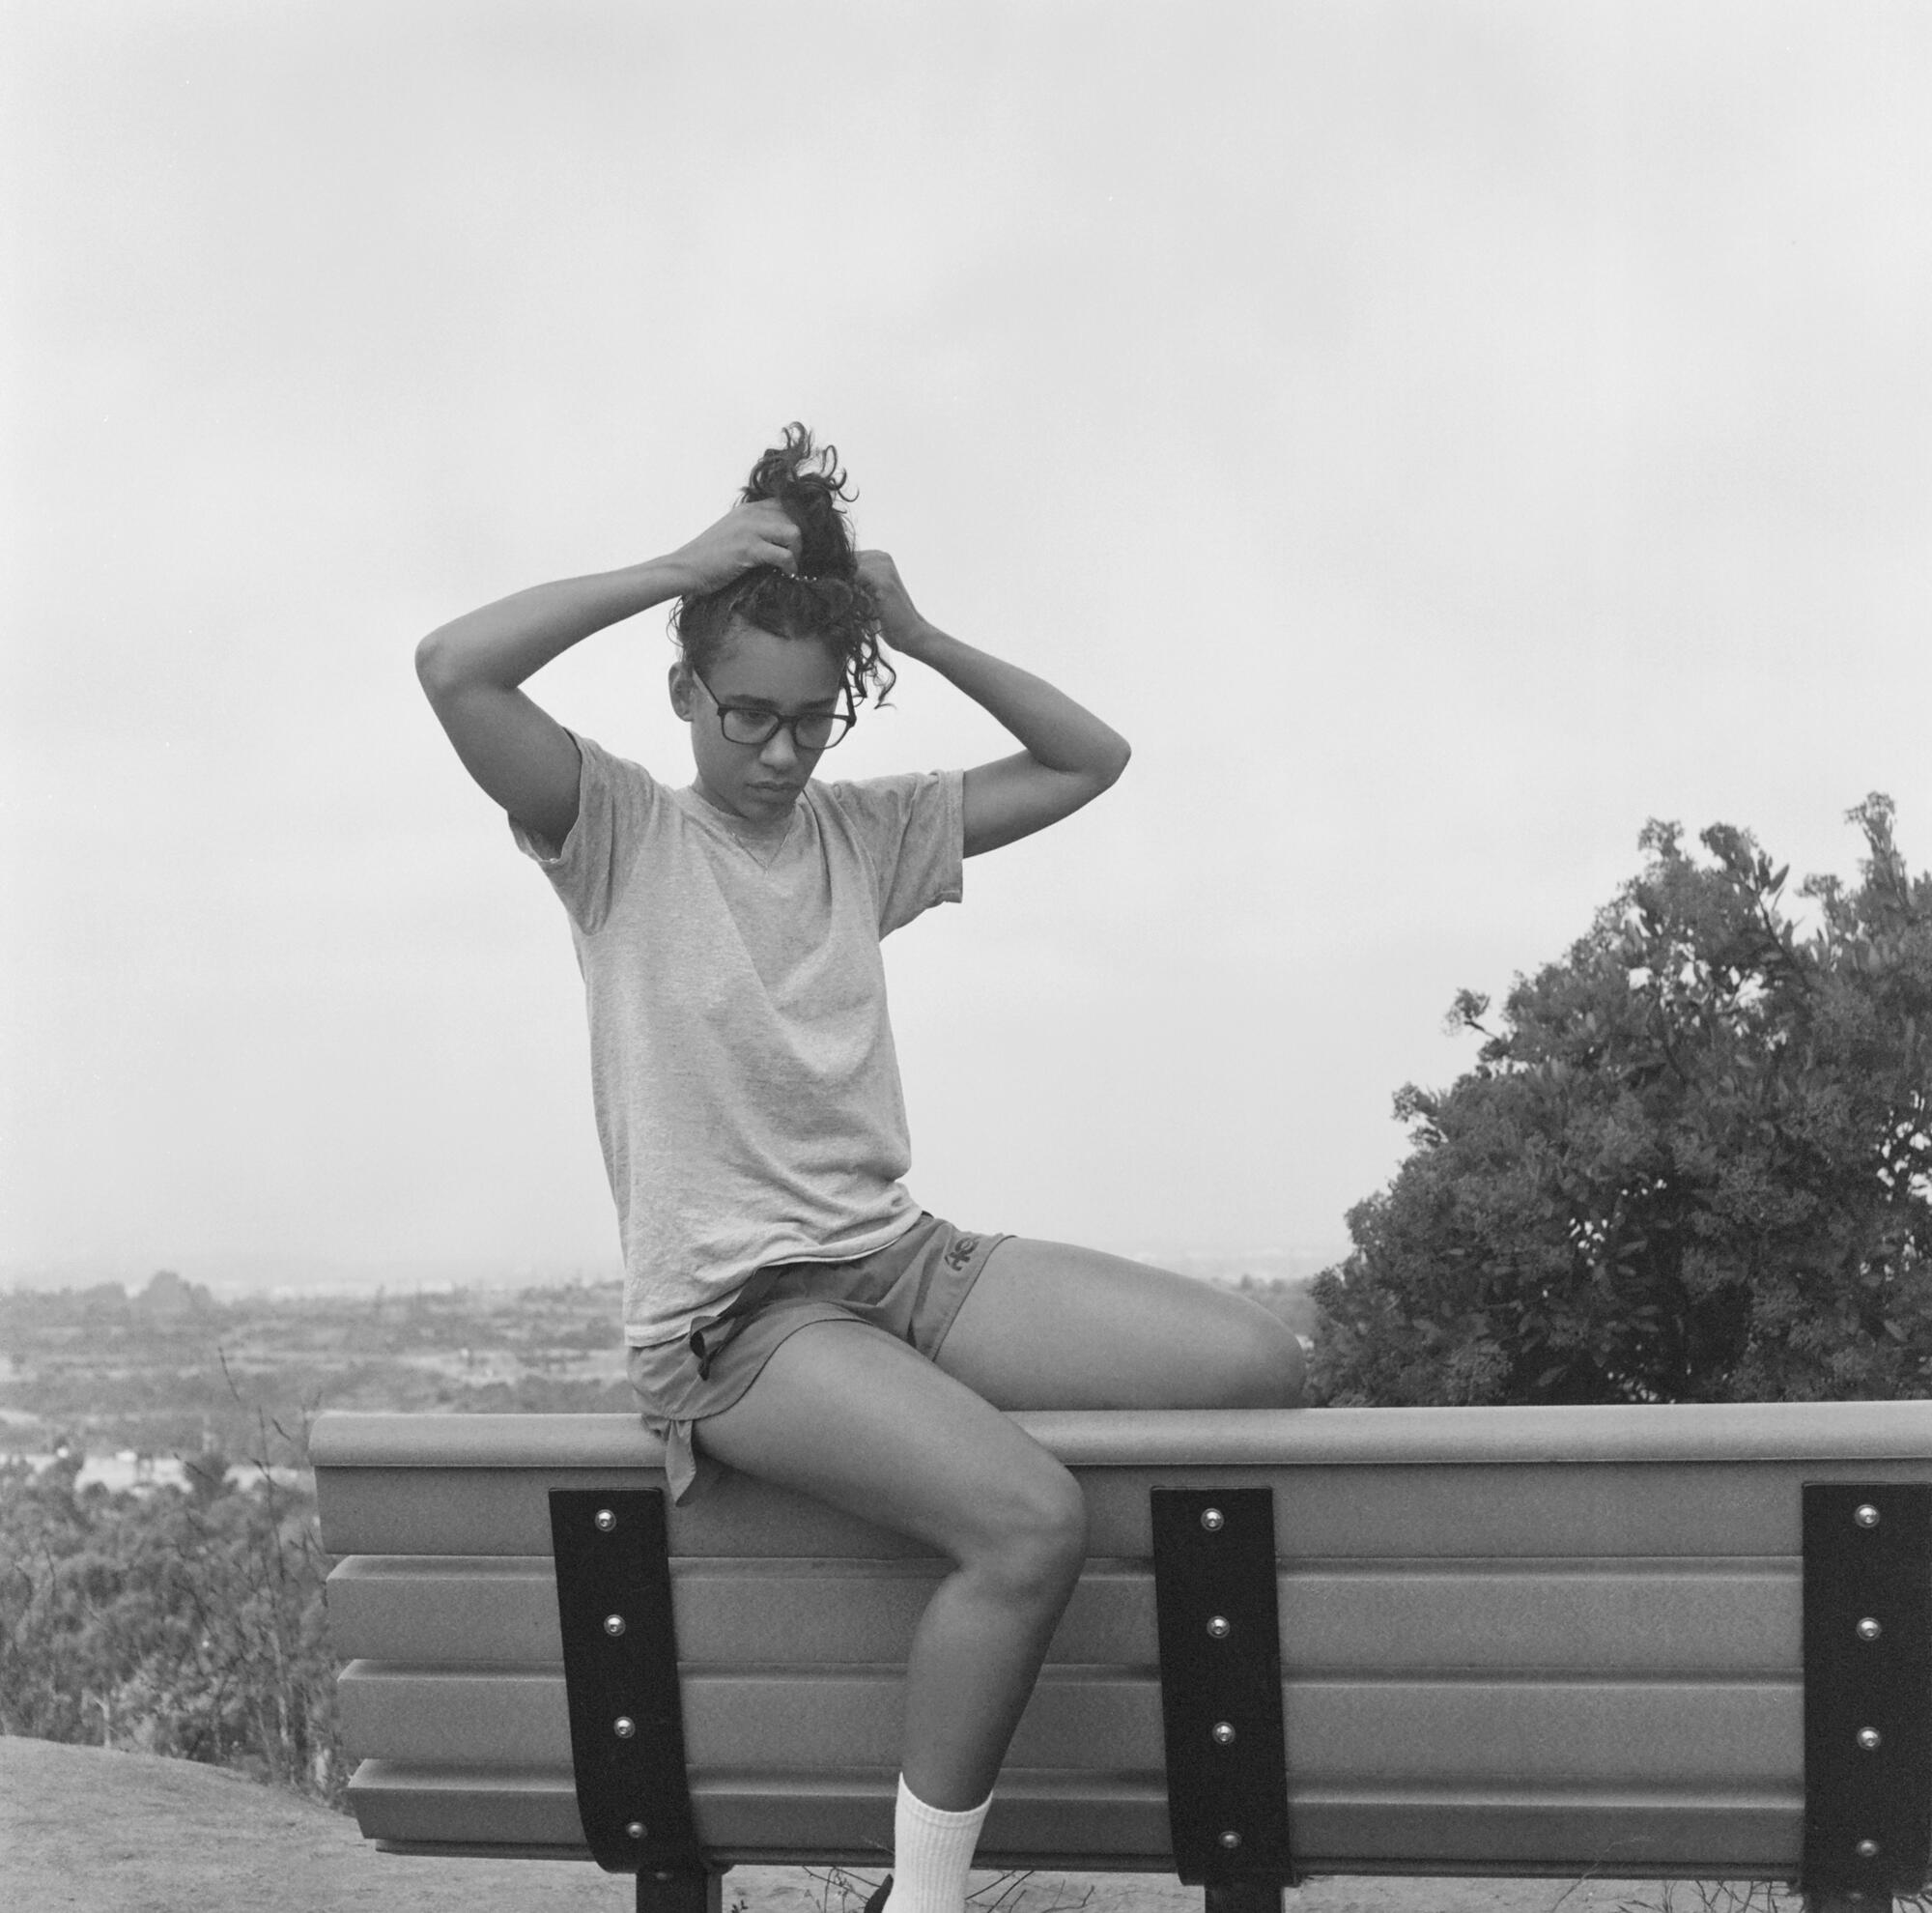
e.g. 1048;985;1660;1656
1201;1304;1306;1409
972;1460;1089;1591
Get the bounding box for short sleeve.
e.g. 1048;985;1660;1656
824;769;965;936
509;731;659;935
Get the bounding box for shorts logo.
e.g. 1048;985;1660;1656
943;1234;980;1271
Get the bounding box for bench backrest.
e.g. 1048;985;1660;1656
312;1401;1932;1883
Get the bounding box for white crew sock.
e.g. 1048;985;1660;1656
889;1774;993;1913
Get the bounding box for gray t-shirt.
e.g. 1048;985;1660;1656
513;732;964;1348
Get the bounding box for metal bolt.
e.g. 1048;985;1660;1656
1218;1831;1242;1851
1856;1838;1880;1859
1207;1614;1232;1640
604;1613;627;1637
1858;1616;1883;1642
613;1716;636;1739
1859;1727;1882;1752
1201;1507;1225;1531
1855;1503;1880;1529
626;1821;646;1840
1211;1721;1236;1746
594;1507;617;1532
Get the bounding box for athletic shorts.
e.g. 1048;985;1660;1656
625;1213;1009;1504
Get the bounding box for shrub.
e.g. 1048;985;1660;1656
0;1448;345;1805
1311;797;1932;1407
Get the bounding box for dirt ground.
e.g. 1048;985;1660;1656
0;1735;1724;1913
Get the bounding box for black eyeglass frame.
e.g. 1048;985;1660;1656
687;664;857;752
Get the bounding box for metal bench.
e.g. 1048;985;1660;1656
311;1402;1932;1913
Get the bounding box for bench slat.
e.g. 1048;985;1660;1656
317;1457;1932;1559
344;1761;1804;1874
338;1662;1798;1785
308;1403;1932;1470
348;1763;1168;1867
326;1554;1798;1674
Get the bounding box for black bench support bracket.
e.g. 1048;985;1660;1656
1151;1487;1295;1913
549;1487;721;1913
1801;1482;1932;1913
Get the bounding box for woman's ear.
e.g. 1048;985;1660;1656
668;660;696;720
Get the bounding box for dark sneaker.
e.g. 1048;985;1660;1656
862;1876;893;1913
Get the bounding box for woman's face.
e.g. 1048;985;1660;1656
670;620;846;825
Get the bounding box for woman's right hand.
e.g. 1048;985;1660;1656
668;500;802;596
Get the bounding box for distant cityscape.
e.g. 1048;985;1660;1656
0;1243;1349;1299
0;1255;1332;1473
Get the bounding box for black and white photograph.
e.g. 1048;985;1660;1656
5;8;1930;1912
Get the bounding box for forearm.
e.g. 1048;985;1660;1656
902;625;1131;783
415;557;692;699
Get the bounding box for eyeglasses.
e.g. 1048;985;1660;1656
690;666;855;751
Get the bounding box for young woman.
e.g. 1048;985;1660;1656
415;425;1303;1913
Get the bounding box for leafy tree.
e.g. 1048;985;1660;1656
0;1454;343;1802
1311;797;1932;1407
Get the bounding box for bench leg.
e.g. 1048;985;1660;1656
1204;1883;1285;1913
636;1870;724;1913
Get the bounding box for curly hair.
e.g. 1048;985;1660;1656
670;423;895;708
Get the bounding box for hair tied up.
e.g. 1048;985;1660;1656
742;422;859;584
670;422;895;710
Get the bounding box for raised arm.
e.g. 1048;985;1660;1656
857;552;1131;858
415;501;802;843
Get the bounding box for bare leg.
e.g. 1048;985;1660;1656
694;1246;1297;1809
935;1239;1306;1410
691;1320;1088;1809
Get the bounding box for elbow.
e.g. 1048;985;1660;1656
414;628;459;703
1069;734;1130;811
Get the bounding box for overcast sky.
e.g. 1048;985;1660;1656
4;3;1929;1288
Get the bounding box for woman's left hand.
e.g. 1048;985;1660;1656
857;551;935;658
